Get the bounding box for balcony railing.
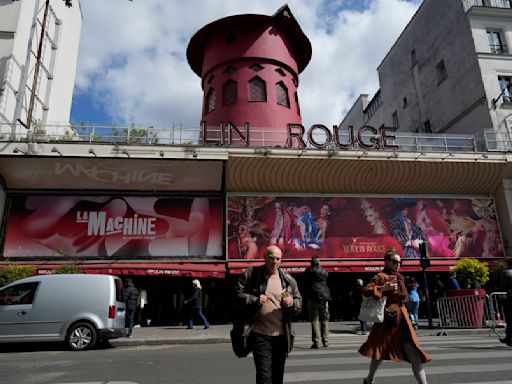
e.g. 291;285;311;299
490;44;509;54
464;0;512;12
0;122;498;154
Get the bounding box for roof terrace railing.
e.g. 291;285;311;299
0;122;503;154
463;0;512;13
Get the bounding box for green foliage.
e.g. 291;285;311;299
53;264;83;274
0;265;36;287
452;258;489;288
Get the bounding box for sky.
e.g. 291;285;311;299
70;0;422;130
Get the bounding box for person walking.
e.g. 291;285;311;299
304;257;330;348
499;289;512;346
359;249;431;384
405;276;420;330
184;279;210;329
235;245;302;384
124;279;139;338
353;279;368;335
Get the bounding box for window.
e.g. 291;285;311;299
436;59;448;84
249;76;266;102
275;68;286;77
423;120;432;133
223;66;236;75
249;64;264;72
276;82;289;108
498;76;512;103
365;91;382;120
410;49;417;67
223;80;237;105
0;282;39;305
392;111;399;127
295;92;300;116
206;88;216;113
487;30;508;54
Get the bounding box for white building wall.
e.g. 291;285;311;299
0;0;81;138
470;10;512;135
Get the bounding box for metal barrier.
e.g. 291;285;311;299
437;293;497;336
436;292;509;337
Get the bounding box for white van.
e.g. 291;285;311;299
0;274;127;350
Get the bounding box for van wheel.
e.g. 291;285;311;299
66;322;97;351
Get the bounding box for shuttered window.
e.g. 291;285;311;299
249;76;266;102
276;82;289;108
223;80;237;105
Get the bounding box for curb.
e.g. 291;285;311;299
109;327;499;347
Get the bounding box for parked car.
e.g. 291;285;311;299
0;274;127;350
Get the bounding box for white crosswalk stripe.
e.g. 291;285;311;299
284;335;512;383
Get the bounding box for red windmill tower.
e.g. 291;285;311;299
187;5;312;147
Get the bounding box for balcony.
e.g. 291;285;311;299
464;0;512;12
490;43;509;54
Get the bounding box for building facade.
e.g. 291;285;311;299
340;0;512;140
1;3;511;324
0;0;81;138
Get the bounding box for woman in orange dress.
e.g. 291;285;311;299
359;249;431;384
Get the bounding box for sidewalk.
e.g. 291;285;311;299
110;320;499;347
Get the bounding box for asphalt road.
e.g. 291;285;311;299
1;335;512;384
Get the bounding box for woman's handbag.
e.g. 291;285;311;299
230;323;253;358
358;296;387;323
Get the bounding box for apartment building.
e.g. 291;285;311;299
341;0;512;140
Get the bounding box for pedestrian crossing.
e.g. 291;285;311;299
284;334;512;383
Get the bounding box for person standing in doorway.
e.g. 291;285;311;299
124;279;139;338
304;257;330;348
136;286;148;327
184;279;210;329
353;279;368;335
235;245;302;384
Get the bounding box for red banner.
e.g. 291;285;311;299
3;195;223;258
227;195;504;260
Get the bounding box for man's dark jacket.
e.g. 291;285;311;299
124;285;139;311
304;263;330;302
234;265;302;353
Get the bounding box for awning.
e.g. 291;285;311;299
27;262;226;278
227;259;457;274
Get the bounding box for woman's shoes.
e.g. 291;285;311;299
363;379;374;384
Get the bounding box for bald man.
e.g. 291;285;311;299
235;245;302;384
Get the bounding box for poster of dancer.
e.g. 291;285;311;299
227;195;504;260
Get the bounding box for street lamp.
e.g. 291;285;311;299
419;241;433;329
492;82;512;108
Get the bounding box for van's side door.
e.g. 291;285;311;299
0;282;40;340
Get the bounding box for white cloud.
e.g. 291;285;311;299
74;0;421;128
